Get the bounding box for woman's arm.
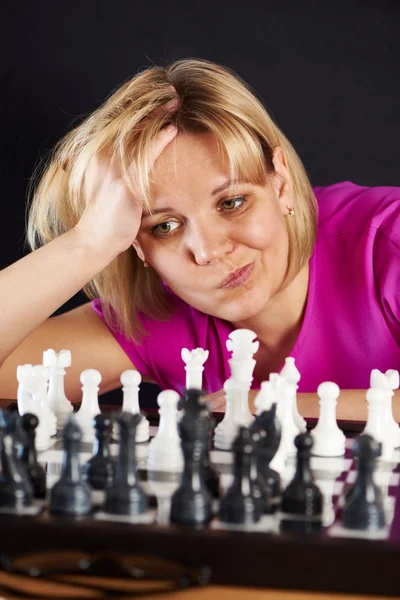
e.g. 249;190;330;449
205;388;400;423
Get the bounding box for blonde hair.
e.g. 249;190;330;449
27;58;318;342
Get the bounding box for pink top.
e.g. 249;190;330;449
92;181;400;394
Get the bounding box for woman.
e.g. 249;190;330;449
1;58;399;421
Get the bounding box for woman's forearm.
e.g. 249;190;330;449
0;229;112;366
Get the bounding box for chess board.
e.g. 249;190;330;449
1;422;400;597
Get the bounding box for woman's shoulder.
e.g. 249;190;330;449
313;181;400;239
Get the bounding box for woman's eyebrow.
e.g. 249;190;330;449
142;207;172;218
142;180;246;218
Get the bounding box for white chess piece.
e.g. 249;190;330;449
226;329;257;427
146;390;183;472
370;369;400;448
254;381;275;414
363;386;394;462
269;374;299;470
118;370;149;443
43;349;73;429
75;369;102;443
214;378;242;450
280;357;307;433
17;364;34;415
311;382;345;457
181;347;209;390
17;364;53;450
31;365;57;437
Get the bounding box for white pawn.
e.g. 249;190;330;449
119;370;149;443
214;378;239;451
280;357;306;433
363;386;394;462
43;349;73;429
181;347;209;390
75;369;102;443
311;382;345;457
146;390;183;472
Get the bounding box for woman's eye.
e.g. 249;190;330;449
219;196;247;211
152;220;180;235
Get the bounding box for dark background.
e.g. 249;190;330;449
1;0;399;406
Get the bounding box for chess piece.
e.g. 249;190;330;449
219;427;262;524
181;389;220;499
280;433;323;533
311;382;346;457
0;411;34;510
16;364;34;415
170;396;213;526
254;381;275;414
226;329;258;426
82;414;115;490
43;349;73;429
214;378;240;450
114;370;149;443
280;357;307;433
249;403;282;513
362;387;394;461
270;374;299;472
147;390;183;472
17;365;53;451
50;417;92;516
342;434;385;531
181;347;209;390
75;369;102;444
104;413;148;516
20;413;46;499
370;369;400;448
24;365;57;438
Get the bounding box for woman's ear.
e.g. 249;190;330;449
272;146;294;212
131;240;145;263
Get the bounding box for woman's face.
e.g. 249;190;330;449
134;132;293;324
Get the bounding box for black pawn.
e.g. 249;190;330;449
219;427;263;524
82;415;115;490
170;394;213;526
280;432;323;533
0;411;33;510
50;417;92;516
249;404;282;513
104;412;148;516
182;389;220;499
20;413;46;499
342;434;385;531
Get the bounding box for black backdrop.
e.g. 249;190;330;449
1;0;399;406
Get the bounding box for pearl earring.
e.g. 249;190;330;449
143;261;149;268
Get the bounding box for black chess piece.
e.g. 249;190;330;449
280;432;323;533
50;417;92;516
249;404;282;513
219;427;263;524
104;412;148;516
82;414;115;490
181;388;221;499
170;393;213;526
20;413;46;499
342;434;385;531
0;410;34;510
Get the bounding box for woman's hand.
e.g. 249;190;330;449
74;124;178;260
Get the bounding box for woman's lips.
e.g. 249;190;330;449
220;263;254;289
